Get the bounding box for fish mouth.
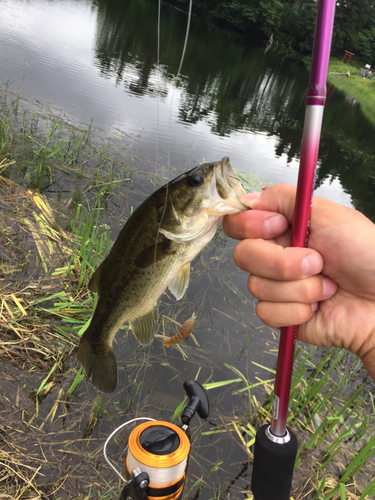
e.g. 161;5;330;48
213;157;248;211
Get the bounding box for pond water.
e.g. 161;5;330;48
1;0;375;499
2;0;375;214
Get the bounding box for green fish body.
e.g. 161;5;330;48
77;157;248;392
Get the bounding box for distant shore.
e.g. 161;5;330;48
327;58;375;127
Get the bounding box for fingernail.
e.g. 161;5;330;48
322;276;337;298
301;254;323;276
264;214;287;237
311;302;319;312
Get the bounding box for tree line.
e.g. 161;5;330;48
164;0;375;64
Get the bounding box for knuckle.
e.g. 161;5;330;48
255;301;272;325
255;301;282;328
276;257;295;280
299;276;325;303
256;301;314;328
348;206;367;220
232;242;244;268
299;278;319;302
248;275;264;298
276;183;296;198
233;239;254;271
294;304;315;325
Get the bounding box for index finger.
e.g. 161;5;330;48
223;210;289;240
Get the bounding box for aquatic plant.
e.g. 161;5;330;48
201;347;375;499
0;85;132;197
0;86;374;500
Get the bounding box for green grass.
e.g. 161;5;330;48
68;196;112;288
0;83;132;198
328;58;375;127
203;346;375;499
1;85;374;500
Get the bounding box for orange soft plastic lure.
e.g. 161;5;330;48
164;313;196;347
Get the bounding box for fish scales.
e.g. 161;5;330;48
77;157;248;392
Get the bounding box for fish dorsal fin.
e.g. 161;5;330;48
168;262;190;301
88;260;106;293
130;307;156;346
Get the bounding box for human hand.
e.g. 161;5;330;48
223;183;375;381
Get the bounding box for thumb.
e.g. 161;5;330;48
243;184;297;224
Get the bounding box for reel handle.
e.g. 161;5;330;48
181;379;209;425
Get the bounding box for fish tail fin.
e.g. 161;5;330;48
130;307;156;346
77;335;117;393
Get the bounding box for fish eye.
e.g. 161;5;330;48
187;172;204;187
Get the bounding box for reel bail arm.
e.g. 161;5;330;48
119;468;149;500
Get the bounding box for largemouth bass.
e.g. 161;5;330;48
77;157;248;392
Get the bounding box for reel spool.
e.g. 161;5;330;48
104;380;209;500
125;421;190;500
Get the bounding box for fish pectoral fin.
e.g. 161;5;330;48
168;262;190;300
88;260;105;293
77;336;117;393
134;238;176;268
130;308;156;345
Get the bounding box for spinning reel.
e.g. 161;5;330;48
103;380;209;500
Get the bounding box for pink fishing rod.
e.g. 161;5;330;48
251;1;336;498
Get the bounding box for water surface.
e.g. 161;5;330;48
1;0;375;498
2;0;375;212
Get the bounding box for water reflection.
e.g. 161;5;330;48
2;0;374;216
92;0;375;218
0;0;374;209
94;0;161;96
1;1;375;497
94;0;308;137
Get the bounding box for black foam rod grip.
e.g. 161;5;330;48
251;424;298;500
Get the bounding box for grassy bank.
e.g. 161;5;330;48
205;348;375;499
327;58;375;127
0;86;374;499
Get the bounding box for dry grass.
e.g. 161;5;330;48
0;91;374;498
0;175;76;371
0;175;78;498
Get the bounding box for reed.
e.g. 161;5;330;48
201;345;375;499
69;196;112;288
0;85;132;196
1;86;373;500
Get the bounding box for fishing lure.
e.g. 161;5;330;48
164;313;196;347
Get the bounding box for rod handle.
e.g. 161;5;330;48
251;424;298;500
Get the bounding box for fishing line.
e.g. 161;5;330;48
103;417;156;483
104;416;191;492
157;0;161;69
155;0;161;175
151;2;219;353
176;0;193;82
153;0;225;336
194;244;228;320
153;1;193;270
166;0;193;170
153;0;167;270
